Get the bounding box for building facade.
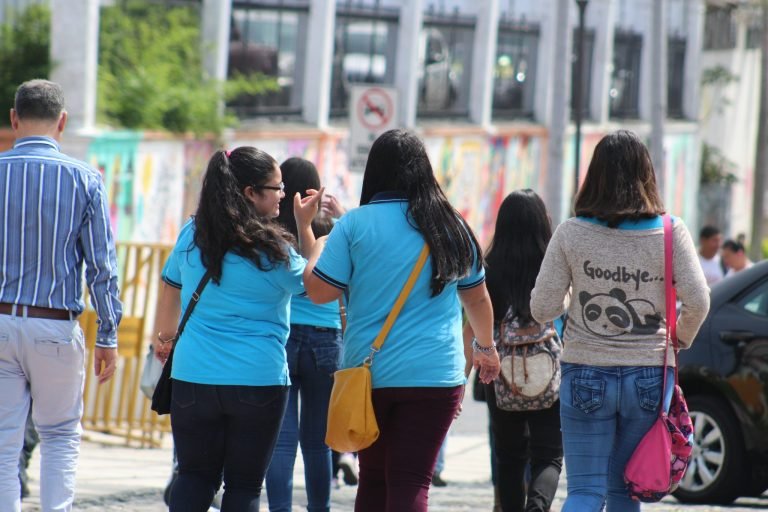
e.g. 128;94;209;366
3;0;707;245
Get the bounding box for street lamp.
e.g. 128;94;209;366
573;0;589;197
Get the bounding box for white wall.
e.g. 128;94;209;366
700;43;761;239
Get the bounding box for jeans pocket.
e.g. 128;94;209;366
312;344;341;374
635;376;663;412
172;380;197;409
0;333;8;352
236;386;283;408
572;377;605;414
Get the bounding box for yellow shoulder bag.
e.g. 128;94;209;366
325;244;430;452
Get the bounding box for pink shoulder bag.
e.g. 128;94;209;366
624;214;694;502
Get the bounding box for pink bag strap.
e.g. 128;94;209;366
661;214;678;416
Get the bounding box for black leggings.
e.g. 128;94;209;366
486;385;563;512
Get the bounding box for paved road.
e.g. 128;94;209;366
20;393;768;511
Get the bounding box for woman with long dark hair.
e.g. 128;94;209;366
300;129;500;512
152;147;322;512
265;157;342;512
466;189;563;512
531;130;709;511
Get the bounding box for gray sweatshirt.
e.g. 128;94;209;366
530;217;710;367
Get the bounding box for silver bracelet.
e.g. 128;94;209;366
472;338;495;354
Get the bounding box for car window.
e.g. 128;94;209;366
739;280;768;317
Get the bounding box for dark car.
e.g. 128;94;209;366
674;260;768;504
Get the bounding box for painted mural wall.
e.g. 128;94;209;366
36;126;700;248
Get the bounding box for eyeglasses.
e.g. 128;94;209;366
254;182;285;192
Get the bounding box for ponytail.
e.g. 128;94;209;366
194;146;294;283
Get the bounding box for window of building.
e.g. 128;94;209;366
609;31;642;119
330;1;399;117
570;28;595;120
492;21;539;120
703;5;737;50
228;0;310;117
668;36;686;119
418;7;476;118
746;19;763;49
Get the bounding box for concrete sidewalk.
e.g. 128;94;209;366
17;395;768;511
20;433;497;512
20;431;768;511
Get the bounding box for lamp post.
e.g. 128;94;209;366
573;0;588;197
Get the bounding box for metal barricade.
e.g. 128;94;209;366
80;242;173;447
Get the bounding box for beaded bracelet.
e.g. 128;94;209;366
472;338;496;354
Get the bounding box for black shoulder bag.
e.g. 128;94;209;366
151;270;212;415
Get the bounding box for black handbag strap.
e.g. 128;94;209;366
175;269;212;343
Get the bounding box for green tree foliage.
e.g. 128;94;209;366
700;142;738;186
0;5;52;126
98;1;277;135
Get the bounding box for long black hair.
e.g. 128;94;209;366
485;189;552;324
276;157;322;240
193;147;293;282
360;129;483;296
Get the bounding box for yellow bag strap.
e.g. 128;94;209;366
364;243;430;365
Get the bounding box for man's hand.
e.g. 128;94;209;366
94;347;118;384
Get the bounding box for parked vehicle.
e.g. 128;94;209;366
675;260;768;504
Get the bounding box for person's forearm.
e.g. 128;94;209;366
460;286;494;348
462;323;475;378
154;282;181;340
82;193;122;348
297;224;316;259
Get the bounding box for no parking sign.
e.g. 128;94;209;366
348;86;398;173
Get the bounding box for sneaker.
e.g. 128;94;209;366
339;454;359;486
432;472;448;487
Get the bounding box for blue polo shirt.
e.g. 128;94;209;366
162;220;305;386
577;215;677;230
313;193;485;388
290;295;342;329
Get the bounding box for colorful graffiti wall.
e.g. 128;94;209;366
73;126;700;247
87;133;210;244
424;134;545;244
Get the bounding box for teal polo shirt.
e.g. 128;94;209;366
290;294;342;329
577;215;677;230
313;193;485;388
162;219;305;386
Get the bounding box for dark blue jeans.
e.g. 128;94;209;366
170;380;288;512
265;325;342;512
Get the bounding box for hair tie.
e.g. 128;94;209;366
225;149;232;158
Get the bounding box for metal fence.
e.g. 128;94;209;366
80;242;173;447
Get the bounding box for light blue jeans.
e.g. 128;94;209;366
266;325;342;512
0;312;85;512
560;363;674;512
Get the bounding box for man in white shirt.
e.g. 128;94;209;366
698;225;724;286
722;239;754;277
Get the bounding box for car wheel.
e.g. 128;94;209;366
673;395;744;504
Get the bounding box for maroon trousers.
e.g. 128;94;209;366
354;385;464;512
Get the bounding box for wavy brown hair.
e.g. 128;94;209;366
574;130;665;227
193;147;294;283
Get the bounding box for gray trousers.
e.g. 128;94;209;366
0;312;85;512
